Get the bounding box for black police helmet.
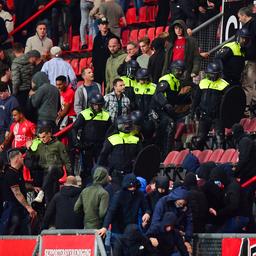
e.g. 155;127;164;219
157;80;169;92
116;114;133;133
169;60;185;71
205;62;222;74
89;93;105;105
237;27;251;38
135;68;150;81
130;110;143;126
126;60;140;78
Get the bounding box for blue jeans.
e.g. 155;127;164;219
80;0;94;45
119;0;143;14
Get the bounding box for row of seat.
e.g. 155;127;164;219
162;148;238;168
65;57;92;75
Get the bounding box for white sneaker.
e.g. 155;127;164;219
33;190;44;203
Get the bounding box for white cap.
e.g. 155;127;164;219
50;46;62;57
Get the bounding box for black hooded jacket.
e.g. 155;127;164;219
42;185;83;229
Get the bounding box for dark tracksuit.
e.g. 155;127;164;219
71;107;111;185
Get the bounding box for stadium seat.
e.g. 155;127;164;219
230;150;239;164
71;35;80;52
138;28;147;40
126;7;137;25
121;29;130;47
87;35;93;51
208;149;224;162
173;149;189;167
147;6;156;22
165;26;169;32
240;118;251;132
147;27;155;42
138;6;147;23
155;26;164;37
130;29;139;42
191;150;201;159
174;122;186;140
70;59;79;75
87;57;92;67
78;58;88;74
197;149;213;163
247;118;256;134
162;151;179;167
218;148;236;164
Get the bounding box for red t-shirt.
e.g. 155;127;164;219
60;86;76;117
10;120;36;148
172;37;186;62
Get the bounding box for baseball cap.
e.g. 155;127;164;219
97;17;109;25
26;50;41;59
50;46;62;57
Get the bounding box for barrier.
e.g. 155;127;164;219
0;236;38;256
193;233;256;256
38;229;106;256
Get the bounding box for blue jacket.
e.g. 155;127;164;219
148;186;193;242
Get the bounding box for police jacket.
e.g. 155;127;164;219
216;42;245;85
97;131;141;173
71;107;111;147
192;78;229;118
133;82;156;116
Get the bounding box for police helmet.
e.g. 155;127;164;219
169;60;185;79
205;62;222;81
116;114;133;133
157;80;169;93
130;110;143;126
89;93;105;106
126;60;140;79
135;68;150;81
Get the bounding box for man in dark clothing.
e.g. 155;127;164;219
232;123;256;184
26;50;44;75
42;176;83;230
72;93;111;186
98;174;150;249
92;17;115;85
0;17;8;48
162;20;201;84
147;212;189;256
1;149;37;235
196;161;216;187
29;71;59;132
148;186;193;254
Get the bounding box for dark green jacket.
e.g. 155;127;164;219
74;167;109;229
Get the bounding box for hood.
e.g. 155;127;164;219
184;172;197;190
137;176;147;193
160;212;177;231
12;54;30;65
209;166;228;186
32;71;50;89
60;185;82;198
155;175;169;191
196;162;217;181
93;166;109;185
122;173;140;189
167;186;189;202
169;19;188;43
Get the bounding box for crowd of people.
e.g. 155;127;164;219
0;0;256;255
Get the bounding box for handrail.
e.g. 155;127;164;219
208;35;236;54
9;0;58;36
192;12;224;35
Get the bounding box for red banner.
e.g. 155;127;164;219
41;234;95;256
222;238;256;256
0;238;37;256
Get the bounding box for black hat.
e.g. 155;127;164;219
26;50;41;59
97;17;109;25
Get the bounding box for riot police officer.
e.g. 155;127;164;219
216;27;251;86
191;62;230;150
97;114;141;177
71;93;112;186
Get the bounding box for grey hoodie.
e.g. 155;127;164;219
31;71;60;121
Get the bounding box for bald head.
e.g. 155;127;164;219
64;176;78;186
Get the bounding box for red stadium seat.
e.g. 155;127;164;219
78;58;88;74
197;149;213;163
138;6;147;23
230;150;239;164
163;151;179;167
218;148;236;164
130;29;139;42
121;29;130;47
87;57;92;67
174;122;186;140
247;118;256;133
138;28;147;40
71;35;80;52
126;7;137;25
191;150;201;159
87;35;93;51
173;149;189;167
147;6;155;22
208;149;224;162
240;118;251;133
155;26;164;37
165;26;169;32
70;59;79;75
147;27;155;42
